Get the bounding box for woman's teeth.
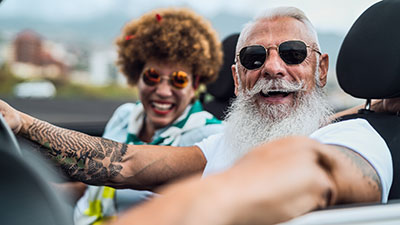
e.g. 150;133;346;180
152;102;173;110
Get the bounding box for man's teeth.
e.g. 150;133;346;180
260;90;291;97
152;102;173;110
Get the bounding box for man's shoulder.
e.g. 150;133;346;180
195;132;224;146
309;117;390;162
184;123;224;138
194;132;225;156
311;118;373;137
309;117;390;165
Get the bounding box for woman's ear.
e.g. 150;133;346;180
193;75;200;90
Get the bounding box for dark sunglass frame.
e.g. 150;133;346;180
142;68;190;89
237;40;321;70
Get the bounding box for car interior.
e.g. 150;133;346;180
201;32;239;120
0;115;72;225
335;0;400;201
0;0;399;224
281;0;400;223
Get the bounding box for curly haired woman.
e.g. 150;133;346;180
73;7;224;225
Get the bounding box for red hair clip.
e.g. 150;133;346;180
125;35;135;41
156;14;162;22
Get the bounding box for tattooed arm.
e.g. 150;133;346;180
22;118;129;185
0;100;205;189
325;145;382;203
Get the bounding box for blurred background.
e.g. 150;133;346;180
0;0;381;134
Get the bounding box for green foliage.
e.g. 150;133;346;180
56;82;138;100
0;62;137;100
0;63;24;95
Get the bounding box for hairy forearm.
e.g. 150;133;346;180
114;136;381;225
113;137;337;225
331;100;381;121
19;113;128;186
331;98;400;122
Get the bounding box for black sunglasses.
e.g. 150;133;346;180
237;40;321;70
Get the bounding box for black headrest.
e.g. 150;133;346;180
336;0;400;99
206;33;239;101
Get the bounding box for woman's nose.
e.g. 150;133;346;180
154;77;173;97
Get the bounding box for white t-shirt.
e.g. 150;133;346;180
196;118;393;202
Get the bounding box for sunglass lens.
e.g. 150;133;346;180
171;71;189;89
279;41;307;65
143;68;160;86
239;46;266;70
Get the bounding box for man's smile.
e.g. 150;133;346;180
258;90;295;104
260;90;292;98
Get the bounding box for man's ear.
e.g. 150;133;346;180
231;64;239;96
317;53;329;87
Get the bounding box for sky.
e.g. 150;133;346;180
0;0;381;34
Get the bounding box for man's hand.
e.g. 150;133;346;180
0;99;23;134
112;136;382;225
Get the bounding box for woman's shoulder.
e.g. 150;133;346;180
112;102;137;117
103;102;137;137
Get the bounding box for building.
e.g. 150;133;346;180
11;29;68;79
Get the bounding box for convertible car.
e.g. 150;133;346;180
0;1;399;224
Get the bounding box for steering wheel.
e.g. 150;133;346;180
0;115;72;225
0;114;22;155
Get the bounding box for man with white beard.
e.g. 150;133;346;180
201;77;334;177
221;78;333;167
0;6;395;225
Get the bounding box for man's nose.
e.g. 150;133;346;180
261;49;285;79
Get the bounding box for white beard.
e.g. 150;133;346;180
222;78;333;164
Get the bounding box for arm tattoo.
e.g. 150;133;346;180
23;119;127;185
334;145;382;195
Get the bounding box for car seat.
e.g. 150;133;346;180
0;115;72;225
336;0;400;200
202;33;239;120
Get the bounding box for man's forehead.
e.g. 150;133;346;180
243;17;313;46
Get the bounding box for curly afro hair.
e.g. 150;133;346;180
115;8;223;86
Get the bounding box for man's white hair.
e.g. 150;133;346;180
236;6;320;53
234;6;324;88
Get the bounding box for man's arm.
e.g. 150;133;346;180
332;98;400;121
112;136;381;225
0;100;205;189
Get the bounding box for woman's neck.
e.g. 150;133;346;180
138;118;155;143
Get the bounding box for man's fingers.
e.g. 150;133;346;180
0;100;22;134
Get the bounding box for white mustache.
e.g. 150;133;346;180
245;79;306;96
